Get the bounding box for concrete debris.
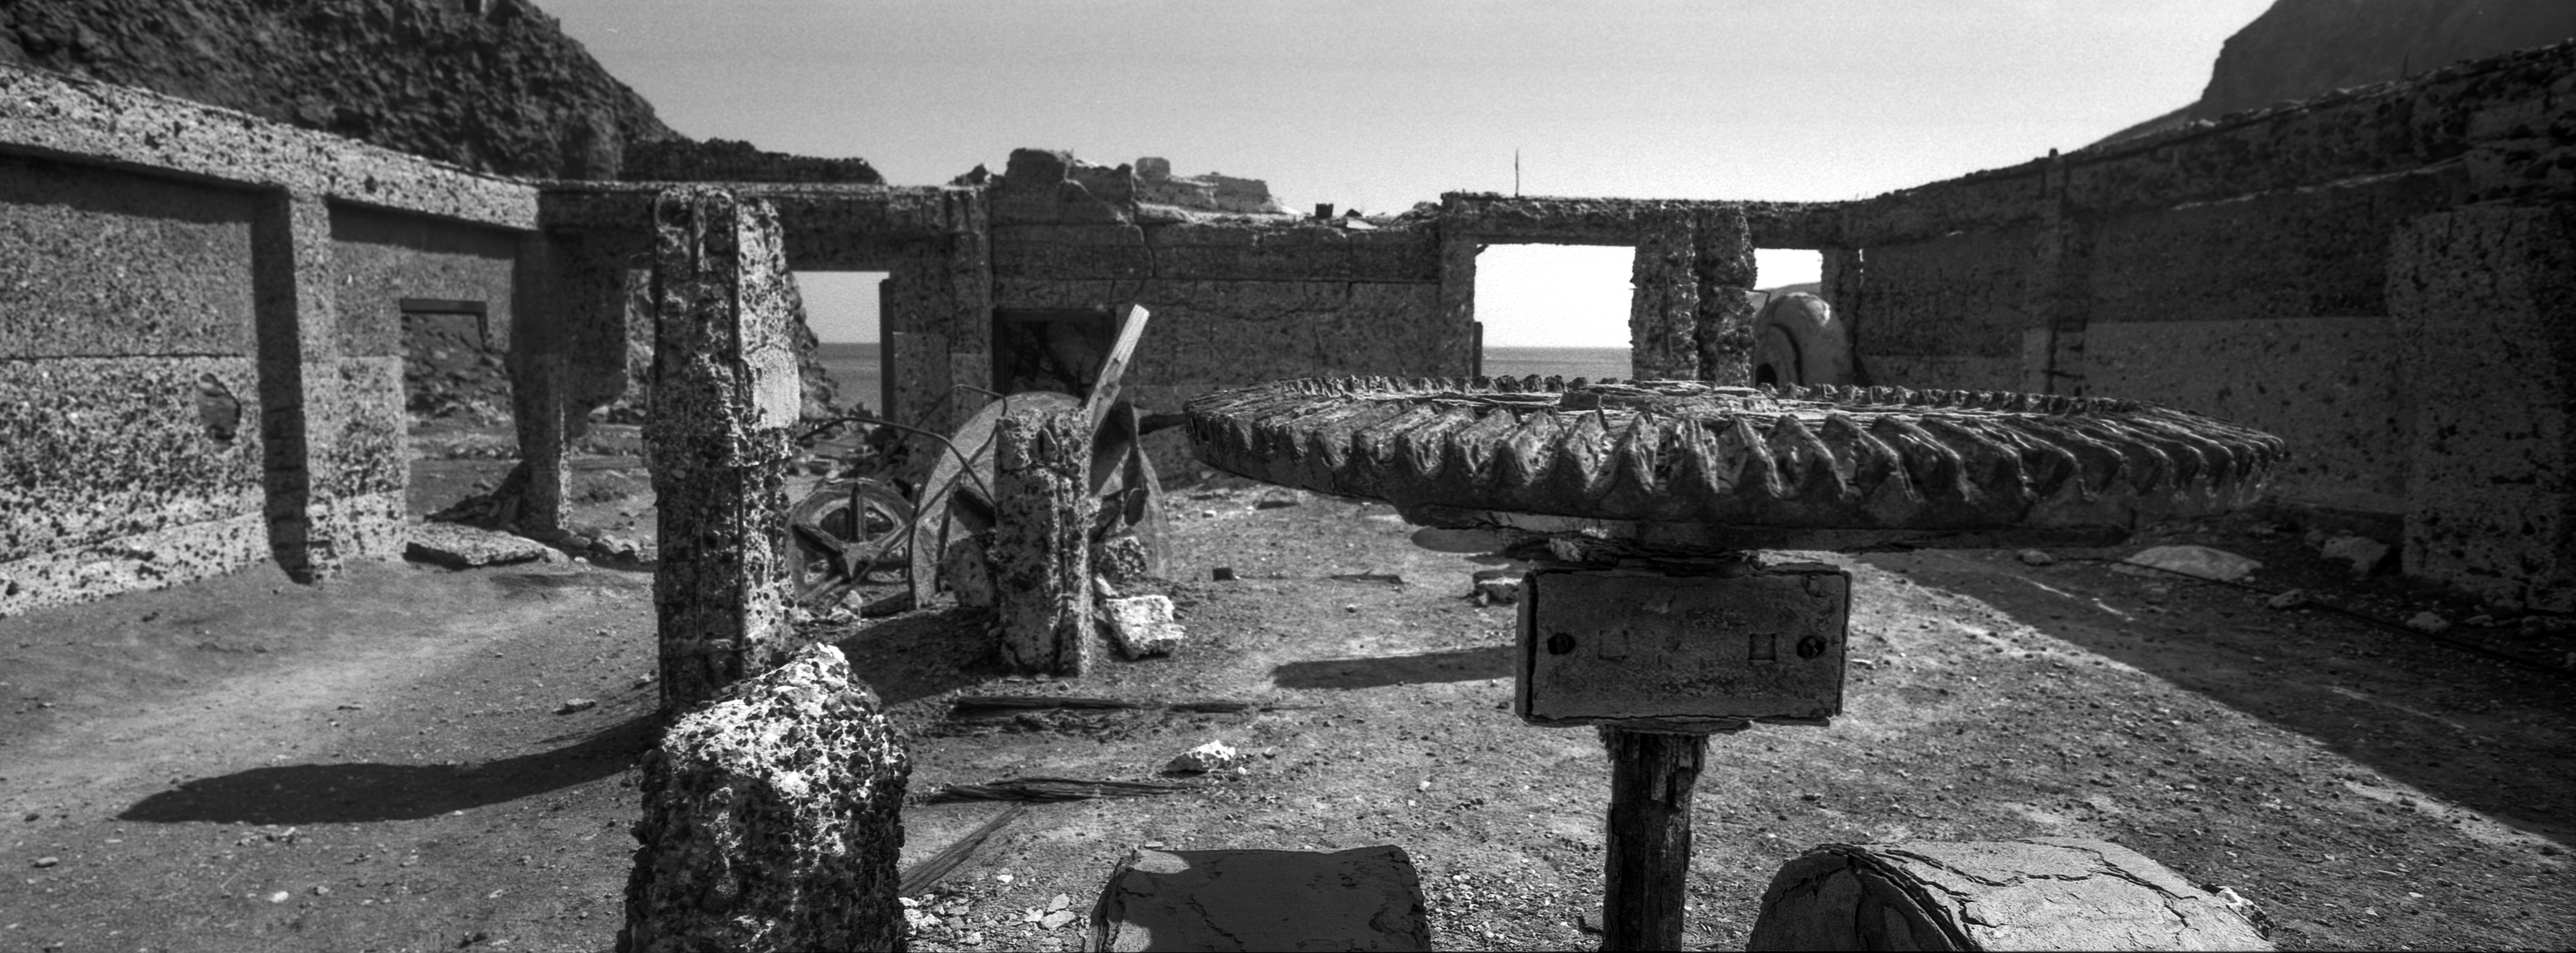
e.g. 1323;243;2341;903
2406;611;2453;635
1102;595;1186;659
620;643;909;950
1212;567;1238;582
404;523;553;569
941;533;998;610
2267;589;2311;610
2017;549;2056;567
1167;740;1244;774
2320;533;2393;576
1474;576;1522;607
2122;545;2262;582
556;697;597;715
1253;490;1304;510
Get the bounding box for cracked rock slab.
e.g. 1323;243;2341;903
1088;846;1432;951
1748;837;2273;951
404;522;556;569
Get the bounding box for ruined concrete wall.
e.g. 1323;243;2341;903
1826;40;2576;605
986;193;1449;476
0;63;536;615
329;204;521;419
2388;205;2576;613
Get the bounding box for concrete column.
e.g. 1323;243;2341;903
1630;212;1700;381
2388;205;2576;613
1821;248;1867;385
645;186;803;714
1440;234;1482;377
991;405;1096;676
506;232;568;533
252;189;404;580
1693;206;1758;386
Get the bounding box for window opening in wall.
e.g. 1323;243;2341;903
794;271;892;417
1750;249;1838;387
1473;243;1635;383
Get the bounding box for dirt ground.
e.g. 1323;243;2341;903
3;428;2572;952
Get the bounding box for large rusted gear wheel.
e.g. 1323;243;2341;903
1186;376;2287;549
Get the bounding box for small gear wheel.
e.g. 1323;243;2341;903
1186;376;2285;546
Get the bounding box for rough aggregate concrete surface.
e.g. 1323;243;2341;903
620;643;911;953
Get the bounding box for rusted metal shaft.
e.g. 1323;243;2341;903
1601;727;1708;951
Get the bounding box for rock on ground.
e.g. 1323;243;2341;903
619;642;910;952
404;522;555;569
1166;740;1242;774
1102;595;1184;658
2123;545;2262;582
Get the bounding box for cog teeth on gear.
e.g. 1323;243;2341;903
1184;378;2284;534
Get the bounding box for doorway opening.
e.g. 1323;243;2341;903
793;270;892;416
1473;244;1635;382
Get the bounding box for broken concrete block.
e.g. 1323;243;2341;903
1089;846;1432;952
2122;545;2261;582
2267;588;2310;609
1166;740;1242;774
2321;533;2393;576
1103;595;1185;658
1094;532;1154;586
404;523;552;569
1470;567;1521;606
619;642;910;952
2017;549;2056;567
2407;611;2452;634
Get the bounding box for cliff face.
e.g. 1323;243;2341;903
2094;0;2576;146
0;0;883;184
2196;0;2576;119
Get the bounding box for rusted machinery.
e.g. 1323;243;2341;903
1187;375;2286;950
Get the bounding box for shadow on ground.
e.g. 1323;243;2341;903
830;605;998;705
1271;646;1513;690
118;713;656;825
1867;550;2576;845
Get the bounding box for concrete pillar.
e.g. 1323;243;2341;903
1440;234;1482;376
619;642;910;952
644;186;803;714
1630;212;1700;381
1693;206;1758;386
251;188;405;581
991;405;1096;675
1821;248;1867;385
2388;205;2576;613
506;232;568;533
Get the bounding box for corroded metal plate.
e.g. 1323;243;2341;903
1516;562;1849;731
1186;377;2288;546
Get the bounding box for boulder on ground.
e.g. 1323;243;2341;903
2122;545;2261;582
619;643;910;952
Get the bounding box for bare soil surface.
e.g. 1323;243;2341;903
4;437;2572;951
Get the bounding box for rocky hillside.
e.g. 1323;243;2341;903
2096;0;2576;146
0;0;881;183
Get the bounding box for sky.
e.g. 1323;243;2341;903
541;0;2276;346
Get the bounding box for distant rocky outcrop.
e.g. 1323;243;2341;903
2093;0;2576;147
0;0;883;183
